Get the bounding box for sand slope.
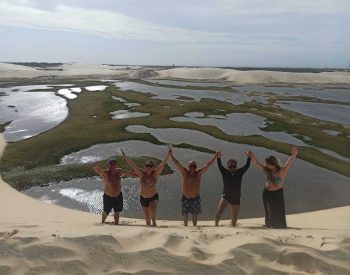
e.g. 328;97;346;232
0;134;350;274
1;62;350;84
157;67;350;84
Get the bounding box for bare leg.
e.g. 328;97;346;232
114;212;120;225
192;214;198;227
183;214;189;226
142;206;151;226
102;212;108;223
149;200;158;227
215;198;229;226
230;204;240;227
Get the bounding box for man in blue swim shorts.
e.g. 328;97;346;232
170;149;219;226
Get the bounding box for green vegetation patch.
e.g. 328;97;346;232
0;121;11;133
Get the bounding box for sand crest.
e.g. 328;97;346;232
0;134;349;274
157;67;350;84
1;62;350;85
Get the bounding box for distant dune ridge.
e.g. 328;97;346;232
0;132;350;274
1;62;350;84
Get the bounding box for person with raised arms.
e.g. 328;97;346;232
93;158;137;225
250;147;298;228
215;150;252;227
170;149;220;226
121;148;171;227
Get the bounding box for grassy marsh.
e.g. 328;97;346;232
1;80;349;191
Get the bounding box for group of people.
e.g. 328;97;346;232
93;146;298;228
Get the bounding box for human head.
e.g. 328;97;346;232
227;159;237;171
145;160;155;173
108;158;117;167
265;156;280;170
188;161;197;173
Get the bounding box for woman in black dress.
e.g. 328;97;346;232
250;147;298;228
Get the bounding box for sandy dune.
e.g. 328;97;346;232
0;134;349;274
157;67;350;84
1;62;350;84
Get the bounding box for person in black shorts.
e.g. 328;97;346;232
103;192;123;216
215;150;252;226
122;148;171;226
94;158;136;225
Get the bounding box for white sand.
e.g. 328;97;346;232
0;134;349;274
157;67;350;84
1;62;350;84
0;62;137;79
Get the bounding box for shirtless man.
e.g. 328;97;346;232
170;150;219;226
121;148;171;226
93;158;136;225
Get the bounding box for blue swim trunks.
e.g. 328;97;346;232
181;195;202;215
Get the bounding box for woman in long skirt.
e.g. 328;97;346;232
250;147;298;228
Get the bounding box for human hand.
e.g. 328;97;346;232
291;146;298;156
217;151;224;158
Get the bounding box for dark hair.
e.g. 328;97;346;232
145;160;154;167
264;156;281;179
108;158;117;165
227;159;237;167
265;156;280;169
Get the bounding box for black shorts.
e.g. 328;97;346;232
103;192;123;215
222;193;240;205
140;193;159;207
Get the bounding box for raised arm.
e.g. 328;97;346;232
154;149;171;177
238;150;252;174
250;151;265;172
280;147;298;177
93;162;105;177
118;168;139;178
216;151;226;174
121;149;144;177
198;152;219;175
170;150;187;175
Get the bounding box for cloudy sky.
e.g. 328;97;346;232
0;0;349;67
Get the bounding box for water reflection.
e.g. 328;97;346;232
57;88;78;99
114;81;250;105
0;91;68;141
85;85;107;91
148;79;229;87
323;130;341;136
235;85;350;103
110;110;150;119
277;101;350;125
171;112;307;146
112;96;141;108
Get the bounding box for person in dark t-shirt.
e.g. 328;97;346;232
215;150;252;226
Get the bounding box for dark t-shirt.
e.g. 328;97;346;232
217;157;251;200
